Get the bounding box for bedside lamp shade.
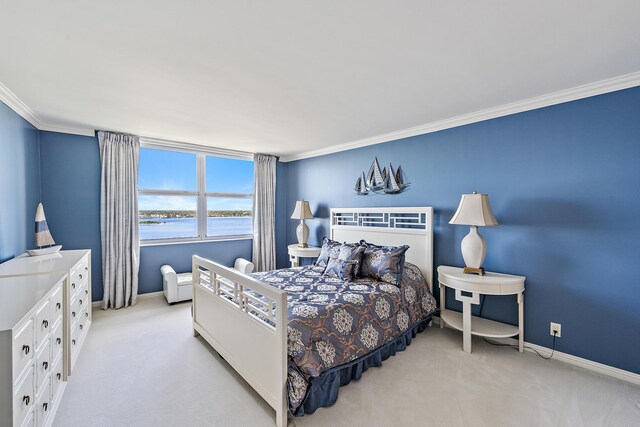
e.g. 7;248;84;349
449;193;498;226
449;192;498;275
291;200;314;220
291;200;313;248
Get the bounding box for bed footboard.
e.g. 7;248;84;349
192;255;288;427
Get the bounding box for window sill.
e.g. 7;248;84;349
140;235;253;247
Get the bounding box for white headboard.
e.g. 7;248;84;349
330;207;434;294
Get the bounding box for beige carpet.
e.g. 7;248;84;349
54;295;640;427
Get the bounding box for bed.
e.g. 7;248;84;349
191;207;434;426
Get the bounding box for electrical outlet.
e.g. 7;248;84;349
550;322;562;337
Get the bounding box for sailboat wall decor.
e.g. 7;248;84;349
355;157;409;195
27;203;62;256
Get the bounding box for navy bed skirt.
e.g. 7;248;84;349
291;316;433;417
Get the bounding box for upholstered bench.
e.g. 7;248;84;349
161;258;255;304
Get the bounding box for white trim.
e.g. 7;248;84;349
3;72;639;162
140;137;254;160
140;234;253;247
280;71;640;162
39;123;95;137
0;81;43;128
137;290;165;300
433;317;640;386
91;291;165;308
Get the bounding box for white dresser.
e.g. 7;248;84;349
0;273;68;427
0;250;92;377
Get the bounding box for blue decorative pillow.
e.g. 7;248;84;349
324;243;365;280
359;241;409;286
315;237;342;267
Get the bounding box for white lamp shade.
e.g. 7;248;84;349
291;200;314;220
449;193;498;227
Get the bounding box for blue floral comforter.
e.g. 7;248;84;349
251;262;437;412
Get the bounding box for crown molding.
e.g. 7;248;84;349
3;71;640;158
0;81;43;129
39;123;96;137
280;71;640;162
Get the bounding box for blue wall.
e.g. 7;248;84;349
280;87;640;374
39;131;253;301
0;101;41;262
40;131;103;299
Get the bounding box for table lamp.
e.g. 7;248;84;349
449;192;498;275
291;200;314;248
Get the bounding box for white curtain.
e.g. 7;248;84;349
252;154;277;272
98;131;140;309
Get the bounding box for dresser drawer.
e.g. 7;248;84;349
51;320;63;363
35;340;51;391
35;378;51;427
74;287;88;314
14;365;34;426
51;354;64;402
34;300;51;350
70;261;89;292
50;286;63;325
13;319;34;382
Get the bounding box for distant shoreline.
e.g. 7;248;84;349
139;210;251;219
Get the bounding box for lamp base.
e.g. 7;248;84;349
296;220;309;248
463;267;485;276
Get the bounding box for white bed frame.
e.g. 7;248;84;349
191;207;433;426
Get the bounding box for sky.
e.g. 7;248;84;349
138;148;253;211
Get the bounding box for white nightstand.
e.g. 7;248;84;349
288;244;321;267
437;265;525;353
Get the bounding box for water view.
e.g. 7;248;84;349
139;211;252;240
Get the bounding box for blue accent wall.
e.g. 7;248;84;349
0;101;41;262
280;87;640;374
39;131;103;299
38;131;253;301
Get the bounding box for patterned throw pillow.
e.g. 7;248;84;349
315;237;342;267
324;243;365;280
359;241;410;286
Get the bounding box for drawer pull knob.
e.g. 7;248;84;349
56;337;61;345
85;312;89;318
79;274;83;279
57;373;61;380
56;302;61;309
22;395;30;406
85;289;89;295
22;345;30;355
42;320;49;328
79;324;84;330
43;361;49;370
43;402;48;411
85;266;88;271
72;283;76;289
72;311;76;317
72;339;76;345
79;299;83;305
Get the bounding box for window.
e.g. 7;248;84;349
138;146;253;243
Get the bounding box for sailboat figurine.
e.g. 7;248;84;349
395;165;409;191
355;171;369;195
383;163;402;194
27;203;62;256
366;157;386;190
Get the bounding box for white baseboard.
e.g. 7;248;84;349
432;317;640;386
91;291;165;308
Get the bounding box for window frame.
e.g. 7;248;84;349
139;138;254;246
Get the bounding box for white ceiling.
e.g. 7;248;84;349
1;1;639;159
